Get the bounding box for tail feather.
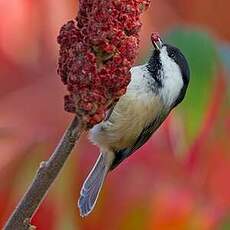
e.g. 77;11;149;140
78;153;109;217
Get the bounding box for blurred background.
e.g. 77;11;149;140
0;0;229;229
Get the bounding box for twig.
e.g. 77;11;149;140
4;116;84;230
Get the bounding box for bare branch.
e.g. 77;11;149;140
4;116;84;230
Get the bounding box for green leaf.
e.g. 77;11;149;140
219;216;230;230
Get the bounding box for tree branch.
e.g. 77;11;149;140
4;116;84;230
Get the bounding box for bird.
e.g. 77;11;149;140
78;33;190;217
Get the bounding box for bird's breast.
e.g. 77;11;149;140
90;73;163;151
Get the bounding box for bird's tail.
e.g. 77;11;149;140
78;153;110;217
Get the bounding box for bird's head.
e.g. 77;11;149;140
149;32;190;87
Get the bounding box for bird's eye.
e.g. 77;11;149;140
169;53;175;58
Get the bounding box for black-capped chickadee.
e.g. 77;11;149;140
78;34;190;217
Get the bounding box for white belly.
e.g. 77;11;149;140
90;65;163;151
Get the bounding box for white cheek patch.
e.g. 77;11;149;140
159;47;184;106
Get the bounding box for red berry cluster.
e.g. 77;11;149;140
151;32;160;43
57;0;150;128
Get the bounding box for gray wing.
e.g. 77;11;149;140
110;115;166;170
104;102;117;121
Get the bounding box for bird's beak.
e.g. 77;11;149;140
153;38;163;51
151;32;163;51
